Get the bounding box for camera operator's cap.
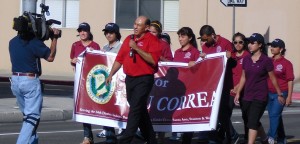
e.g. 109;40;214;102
102;23;120;33
267;39;285;48
247;33;264;43
77;22;90;32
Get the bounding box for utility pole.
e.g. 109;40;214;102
22;0;37;13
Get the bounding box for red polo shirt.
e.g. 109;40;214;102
268;56;294;93
160;39;173;61
70;41;101;59
173;46;200;63
116;32;161;76
232;51;250;86
201;35;233;54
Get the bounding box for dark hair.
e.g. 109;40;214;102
145;18;151;26
150;20;162;34
199;25;215;36
89;32;93;41
104;31;122;41
256;40;268;56
161;33;171;44
281;48;286;55
177;27;198;48
232;32;248;52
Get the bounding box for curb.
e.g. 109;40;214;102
0;109;73;123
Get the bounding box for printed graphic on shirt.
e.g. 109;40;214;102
137;42;144;47
184;52;191;59
86;64;115;104
216;46;222;52
239;58;243;64
275;64;283;72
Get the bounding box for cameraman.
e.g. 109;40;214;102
9;28;60;144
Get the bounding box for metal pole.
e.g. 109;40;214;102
233;5;235;35
22;0;37;13
206;0;208;24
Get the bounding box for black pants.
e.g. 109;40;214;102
118;75;157;144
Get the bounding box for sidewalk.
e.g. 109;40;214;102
0;82;299;123
0;96;73;123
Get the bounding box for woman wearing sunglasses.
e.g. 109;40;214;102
266;39;294;144
229;32;250;143
234;33;282;144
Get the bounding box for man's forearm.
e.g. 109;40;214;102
47;38;57;62
134;47;155;65
109;61;122;77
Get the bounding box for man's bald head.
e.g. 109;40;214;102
134;16;151;38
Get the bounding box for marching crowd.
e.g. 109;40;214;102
10;15;294;144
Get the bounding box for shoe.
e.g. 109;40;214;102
117;129;125;136
80;137;94;144
97;130;107;138
168;133;181;141
268;137;275;144
135;130;145;140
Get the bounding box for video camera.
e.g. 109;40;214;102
13;3;62;41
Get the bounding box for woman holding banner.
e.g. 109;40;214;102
70;22;101;144
234;33;282;144
173;27;200;144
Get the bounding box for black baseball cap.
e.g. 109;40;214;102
102;23;120;33
247;33;264;43
77;22;90;32
267;39;285;48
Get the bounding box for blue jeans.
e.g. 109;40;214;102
10;76;42;144
267;91;288;143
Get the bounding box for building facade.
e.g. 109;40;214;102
1;0;299;83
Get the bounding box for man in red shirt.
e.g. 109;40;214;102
106;16;161;144
197;25;234;143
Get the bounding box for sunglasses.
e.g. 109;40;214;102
200;38;208;42
233;41;244;45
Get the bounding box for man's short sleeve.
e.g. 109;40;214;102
32;39;51;59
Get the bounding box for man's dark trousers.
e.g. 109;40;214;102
118;75;157;144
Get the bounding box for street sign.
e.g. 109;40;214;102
221;0;247;7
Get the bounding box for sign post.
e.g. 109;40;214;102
220;0;247;35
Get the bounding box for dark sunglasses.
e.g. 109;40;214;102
200;38;208;42
249;41;258;45
233;41;244;45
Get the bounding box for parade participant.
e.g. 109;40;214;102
173;27;200;144
267;39;294;144
198;25;233;143
229;32;250;143
70;22;101;144
149;20;173;61
106;16;161;144
9;25;60;144
234;33;283;144
96;22;122;144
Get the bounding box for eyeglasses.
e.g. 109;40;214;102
200;38;208;42
233;41;244;45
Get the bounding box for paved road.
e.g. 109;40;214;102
1;111;300;144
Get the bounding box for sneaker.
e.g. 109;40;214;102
268;137;275;144
80;137;94;144
117;129;124;136
97;130;107;138
135;130;145;140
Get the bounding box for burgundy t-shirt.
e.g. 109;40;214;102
70;41;101;59
160;39;173;61
173;46;200;63
232;51;250;86
267;56;294;93
242;54;273;102
201;35;233;54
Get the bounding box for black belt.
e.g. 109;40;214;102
12;72;37;77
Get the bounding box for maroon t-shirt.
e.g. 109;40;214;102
116;32;162;76
232;51;250;86
70;41;101;59
267;56;294;93
173;46;200;63
160;39;173;61
242;54;274;101
201;35;233;54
